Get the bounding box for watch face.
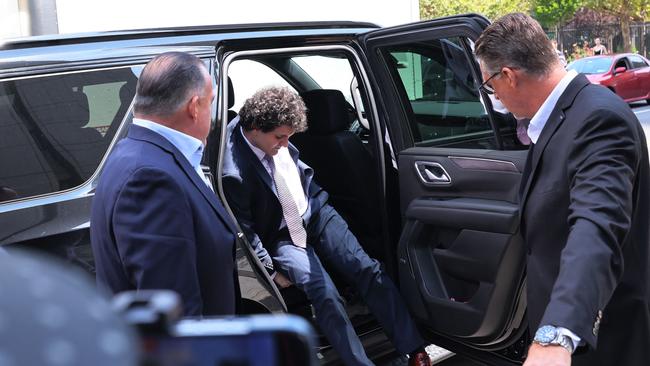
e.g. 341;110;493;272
535;325;558;343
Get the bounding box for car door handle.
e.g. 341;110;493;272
415;161;451;185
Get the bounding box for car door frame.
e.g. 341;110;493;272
355;15;530;364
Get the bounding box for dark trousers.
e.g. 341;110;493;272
272;205;423;366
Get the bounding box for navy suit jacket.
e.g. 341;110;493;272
222;120;329;271
520;74;649;364
91;125;239;316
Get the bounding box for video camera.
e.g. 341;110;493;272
113;290;317;366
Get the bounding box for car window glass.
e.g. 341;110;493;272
382;37;497;148
629;55;648;69
0;66;141;203
567;58;613;74
615;58;628;69
228;60;296;112
291;55;355;103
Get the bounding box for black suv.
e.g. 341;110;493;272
0;15;530;365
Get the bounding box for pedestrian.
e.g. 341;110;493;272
591;37;607;55
475;13;650;366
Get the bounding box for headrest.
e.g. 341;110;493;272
228;76;235;109
300;89;351;135
63;90;90;128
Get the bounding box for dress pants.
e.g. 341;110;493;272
271;205;423;366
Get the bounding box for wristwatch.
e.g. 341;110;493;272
533;325;575;354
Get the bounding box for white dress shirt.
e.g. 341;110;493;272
240;127;308;227
132;118;213;190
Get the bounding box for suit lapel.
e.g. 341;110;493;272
519;75;591;215
128;125;238;234
231;125;277;195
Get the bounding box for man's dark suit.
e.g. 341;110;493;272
91;125;239;316
222;120;422;366
520;74;649;364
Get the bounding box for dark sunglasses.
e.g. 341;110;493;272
478;71;501;95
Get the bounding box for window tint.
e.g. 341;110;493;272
383;37;495;148
0;66;140;203
629;55;648;69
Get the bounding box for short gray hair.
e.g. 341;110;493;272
475;13;558;76
238;87;307;133
134;52;207;117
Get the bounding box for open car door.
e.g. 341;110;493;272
358;14;529;364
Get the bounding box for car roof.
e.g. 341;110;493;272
0;21;379;76
1;21;379;49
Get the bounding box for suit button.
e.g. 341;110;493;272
527;247;532;255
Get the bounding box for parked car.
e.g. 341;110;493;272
567;53;650;104
0;14;530;365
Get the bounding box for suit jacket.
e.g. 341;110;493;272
222;120;329;271
91;125;239;316
520;74;650;364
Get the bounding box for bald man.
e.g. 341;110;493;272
91;52;239;316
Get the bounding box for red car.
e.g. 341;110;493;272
567;53;650;104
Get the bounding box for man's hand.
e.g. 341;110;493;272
523;343;571;366
273;272;293;289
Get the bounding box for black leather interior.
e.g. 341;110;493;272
292;89;382;260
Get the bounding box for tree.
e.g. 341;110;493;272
584;0;650;52
532;0;584;28
420;0;533;22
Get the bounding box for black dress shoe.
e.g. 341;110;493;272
408;349;432;366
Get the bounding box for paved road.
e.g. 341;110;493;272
631;102;650;146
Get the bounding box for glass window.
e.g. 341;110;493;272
0;66;140;203
382;37;496;148
629;55;648;69
228;60;295;112
291;55;355;103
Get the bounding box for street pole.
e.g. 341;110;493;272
26;0;58;36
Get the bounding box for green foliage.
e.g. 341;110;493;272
420;0;533;21
585;0;649;21
532;0;585;27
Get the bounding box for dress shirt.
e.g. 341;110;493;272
240;127;308;224
132;118;212;190
525;70;583;350
527;70;578;144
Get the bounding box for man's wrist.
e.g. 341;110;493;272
533;325;575;354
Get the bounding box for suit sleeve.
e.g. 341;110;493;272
112;167;203;316
222;173;276;276
540;109;641;348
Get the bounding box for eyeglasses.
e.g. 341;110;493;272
478;71;501;95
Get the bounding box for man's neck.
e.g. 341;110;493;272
525;66;567;118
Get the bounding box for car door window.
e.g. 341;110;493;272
0;66;140;203
228;60;296;112
629;55;648;69
382;37;495;148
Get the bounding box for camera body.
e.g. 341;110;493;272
113;290;317;366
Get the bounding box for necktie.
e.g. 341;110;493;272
265;155;307;248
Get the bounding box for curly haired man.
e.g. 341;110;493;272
222;87;431;366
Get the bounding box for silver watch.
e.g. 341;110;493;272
533;325;575;354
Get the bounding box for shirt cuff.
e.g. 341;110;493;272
557;327;581;352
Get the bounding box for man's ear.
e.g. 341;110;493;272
186;95;200;121
501;67;519;88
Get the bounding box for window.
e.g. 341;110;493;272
228;60;295;112
0;66;141;203
291;55;355;103
629;55;648;69
382;37;495;148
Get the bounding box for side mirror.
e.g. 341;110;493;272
614;66;627;75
